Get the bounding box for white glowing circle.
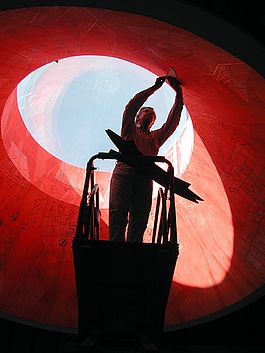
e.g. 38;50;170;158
17;55;193;172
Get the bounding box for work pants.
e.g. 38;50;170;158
109;166;153;242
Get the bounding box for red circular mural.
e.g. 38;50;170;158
0;6;265;332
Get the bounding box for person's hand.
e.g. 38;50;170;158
154;76;167;89
167;76;182;91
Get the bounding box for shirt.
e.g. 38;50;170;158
115;83;183;173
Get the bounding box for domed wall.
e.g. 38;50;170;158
0;5;265;331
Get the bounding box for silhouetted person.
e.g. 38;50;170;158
109;74;183;242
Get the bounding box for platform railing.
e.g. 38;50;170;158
74;150;177;245
152;188;167;244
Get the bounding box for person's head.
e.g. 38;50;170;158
135;107;156;131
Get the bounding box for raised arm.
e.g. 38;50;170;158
121;77;166;139
153;77;184;147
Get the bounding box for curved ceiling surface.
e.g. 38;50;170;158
0;6;265;332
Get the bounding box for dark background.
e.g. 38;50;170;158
0;1;265;352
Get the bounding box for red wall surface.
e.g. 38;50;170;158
0;6;265;331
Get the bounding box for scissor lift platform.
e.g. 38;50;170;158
72;150;181;352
